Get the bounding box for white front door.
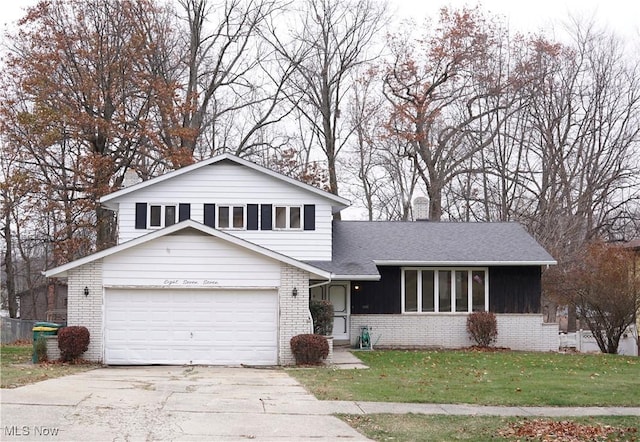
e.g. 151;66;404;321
329;283;349;340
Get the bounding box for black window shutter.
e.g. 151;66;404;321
260;204;272;230
304;204;316;230
135;203;147;229
204;204;216;228
178;203;191;222
247;204;259;230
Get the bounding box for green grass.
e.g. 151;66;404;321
288;350;640;406
1;344;95;388
339;414;639;441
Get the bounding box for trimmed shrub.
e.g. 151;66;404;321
290;334;329;365
58;326;90;362
466;311;498;347
310;299;334;335
35;335;48;363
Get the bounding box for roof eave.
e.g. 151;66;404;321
331;274;381;281
373;260;558;266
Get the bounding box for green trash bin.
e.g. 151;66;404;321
32;322;62;363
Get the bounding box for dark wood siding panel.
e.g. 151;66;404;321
135;203;147;229
489;266;541;313
203;204;215;228
178;203;191;222
351;266;401;314
261;204;272;230
247;204;259;230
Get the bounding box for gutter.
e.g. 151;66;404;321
307;275;334;333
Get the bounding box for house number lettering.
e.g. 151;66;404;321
162;279;219;287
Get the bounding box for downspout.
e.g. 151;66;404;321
307;275;333;333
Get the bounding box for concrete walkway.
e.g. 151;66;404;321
330;346;370;369
319;400;640;417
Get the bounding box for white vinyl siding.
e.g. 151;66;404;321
115;162;333;260
103;233;281;287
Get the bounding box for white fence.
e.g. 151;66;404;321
559;327;638;356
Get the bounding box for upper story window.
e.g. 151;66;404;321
274;206;302;230
402;268;488;313
202;203;315;231
149;204;176;228
217;205;245;229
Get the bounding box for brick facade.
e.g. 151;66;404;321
67;260;103;362
278;264;312;365
350;314;559;352
45;336;61;361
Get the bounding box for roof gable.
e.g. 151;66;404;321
101;153;349;210
45;220;331;279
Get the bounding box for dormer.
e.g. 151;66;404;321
99;154;349;261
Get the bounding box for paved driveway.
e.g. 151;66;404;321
1;366;368;441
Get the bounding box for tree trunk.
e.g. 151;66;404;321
567;305;577;333
427;184;443;221
3;210;18;318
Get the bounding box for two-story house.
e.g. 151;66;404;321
45;154;558;365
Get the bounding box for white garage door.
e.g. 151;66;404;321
105;289;278;365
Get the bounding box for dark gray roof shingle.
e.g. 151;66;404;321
306;221;556;278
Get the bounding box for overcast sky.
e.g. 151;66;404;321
1;0;639;40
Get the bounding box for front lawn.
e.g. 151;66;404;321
288;350;640;406
1;344;95;388
339;414;639;441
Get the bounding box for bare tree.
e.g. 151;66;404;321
176;0;296;159
270;0;387;209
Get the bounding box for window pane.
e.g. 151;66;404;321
218;206;229;228
438;270;451;312
421;270;434;312
150;205;161;227
233;206;244;228
472;270;486;311
275;206;286;228
290;207;301;229
405;270;418;312
310;286;324;301
165;206;176;226
455;270;469;312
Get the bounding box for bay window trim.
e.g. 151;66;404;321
401;267;489;314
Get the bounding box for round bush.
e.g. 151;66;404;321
466;311;498;347
290;334;329;365
57;326;90;362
